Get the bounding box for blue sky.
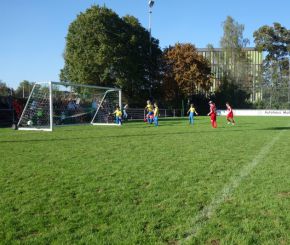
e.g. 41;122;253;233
1;0;289;88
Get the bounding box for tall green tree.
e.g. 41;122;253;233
220;16;251;89
60;5;162;106
254;23;290;107
254;23;290;62
162;43;212;107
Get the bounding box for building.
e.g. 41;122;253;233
197;47;263;101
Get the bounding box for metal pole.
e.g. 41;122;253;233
119;90;122;109
49;81;53;131
149;7;151;44
17;84;37;127
148;1;154;50
148;1;154;97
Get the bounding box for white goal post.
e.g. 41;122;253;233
17;81;122;131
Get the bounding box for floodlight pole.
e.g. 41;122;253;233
148;0;154;51
148;0;154;97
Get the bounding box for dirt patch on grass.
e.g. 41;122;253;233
277;192;290;198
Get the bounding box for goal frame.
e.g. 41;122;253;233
17;81;122;131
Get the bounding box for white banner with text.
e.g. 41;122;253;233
217;109;290;117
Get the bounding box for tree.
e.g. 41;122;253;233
254;23;290;62
254;23;290;107
15;80;34;98
162;43;212;107
220;16;251;89
117;15;162;105
214;75;251;109
60;5;162;106
0;81;11;96
220;16;249;52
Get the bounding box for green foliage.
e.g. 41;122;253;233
220;16;249;51
204;17;254;107
61;5;162;106
214;75;251;109
1;118;290;244
254;23;290;62
14;80;34;98
219;16;252;90
0;81;11;96
254;22;290;106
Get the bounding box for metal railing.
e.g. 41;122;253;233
125;108;183;120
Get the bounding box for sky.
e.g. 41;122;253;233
0;0;289;89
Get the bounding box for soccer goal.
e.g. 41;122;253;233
17;81;122;131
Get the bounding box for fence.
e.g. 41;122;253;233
126;108;183;120
254;87;290;109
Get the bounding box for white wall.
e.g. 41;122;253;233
217;109;290;117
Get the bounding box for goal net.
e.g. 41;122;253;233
17;82;121;131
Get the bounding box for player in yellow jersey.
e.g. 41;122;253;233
187;104;198;125
113;106;122;125
145;100;154;124
153;102;159;126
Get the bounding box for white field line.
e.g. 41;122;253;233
180;128;286;244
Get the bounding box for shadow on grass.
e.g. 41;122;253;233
259;126;290;131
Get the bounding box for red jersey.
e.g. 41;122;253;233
209;104;216;116
209;103;217;128
226;105;234;118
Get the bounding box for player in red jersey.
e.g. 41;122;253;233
207;101;217;128
226;102;235;125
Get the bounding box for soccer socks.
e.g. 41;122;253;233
211;120;217;128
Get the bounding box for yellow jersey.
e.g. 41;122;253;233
114;109;122;117
146;104;153;112
189;107;196;113
154;106;159;116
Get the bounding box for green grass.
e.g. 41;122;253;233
1;116;290;244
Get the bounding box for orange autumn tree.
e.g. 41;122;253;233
162;43;212;105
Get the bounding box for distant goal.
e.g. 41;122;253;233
17;82;122;131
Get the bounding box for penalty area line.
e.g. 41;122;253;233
179;128;286;244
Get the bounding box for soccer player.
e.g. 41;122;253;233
187;103;198;125
226;102;235;125
123;104;128;121
145;100;154;124
113;106;122;125
207;101;217;128
153;102;159;126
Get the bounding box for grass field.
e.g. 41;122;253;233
1;116;290;244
